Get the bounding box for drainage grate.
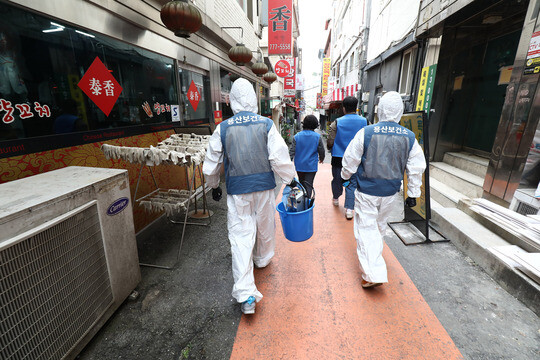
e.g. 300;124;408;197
0;203;113;360
516;201;539;216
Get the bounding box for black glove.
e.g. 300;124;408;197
212;187;222;201
405;197;416;207
288;178;298;188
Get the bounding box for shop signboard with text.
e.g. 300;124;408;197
415;64;436;112
268;0;292;55
283;58;296;98
275;59;292;77
78;57;122;116
322;58;331;96
401;112;427;220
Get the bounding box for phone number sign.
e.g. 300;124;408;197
268;0;292;55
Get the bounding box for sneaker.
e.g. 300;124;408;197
346;209;354;219
241;296;256;314
332;198;339;206
361;279;383;288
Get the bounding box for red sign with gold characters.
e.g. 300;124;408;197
214;110;223;125
268;0;292;55
78;57;122;116
187;80;201;112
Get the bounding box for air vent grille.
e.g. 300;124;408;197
516;201;539;216
0;203;113;360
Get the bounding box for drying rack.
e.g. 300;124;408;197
101;131;212;270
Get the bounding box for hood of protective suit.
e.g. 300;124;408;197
230;78;258;114
377;91;404;123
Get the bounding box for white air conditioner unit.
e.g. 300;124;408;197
0;166;140;360
510;188;540;215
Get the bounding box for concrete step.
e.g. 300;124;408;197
430;199;540;316
443;152;489;178
429;177;468;208
458;198;540;253
430;162;484;198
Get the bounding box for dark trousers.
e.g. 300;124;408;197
297;171;316;199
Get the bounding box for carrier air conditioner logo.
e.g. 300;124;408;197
78;56;123;116
107;197;129;216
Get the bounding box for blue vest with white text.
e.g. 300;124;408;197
294;130;320;172
353;121;416;197
220;111;276;195
332;114;367;157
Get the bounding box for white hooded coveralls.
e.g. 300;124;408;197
202;78;295;303
341;91;426;283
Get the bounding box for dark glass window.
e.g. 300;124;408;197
0;3;177;141
178;68;211;125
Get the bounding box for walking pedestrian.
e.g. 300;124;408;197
289;114;325;198
202;78;296;314
327;96;367;219
341;91;426;288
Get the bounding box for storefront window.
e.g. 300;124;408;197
0;3;177;141
260;86;270;117
178;67;211;125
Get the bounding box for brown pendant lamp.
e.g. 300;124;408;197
160;0;202;38
252;62;268;77
228;44;252;66
263;72;277;84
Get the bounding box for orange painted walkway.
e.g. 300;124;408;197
230;164;463;360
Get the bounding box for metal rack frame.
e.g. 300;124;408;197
133;162;211;270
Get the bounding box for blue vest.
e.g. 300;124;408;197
332;114;367;157
294;130;320;172
220;111;276;195
353;121;416;196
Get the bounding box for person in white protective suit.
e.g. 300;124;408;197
341;91;426;288
203;78;296;314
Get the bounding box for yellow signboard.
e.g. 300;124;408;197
416;64;437;112
401;112;427;219
322;57;331;96
415;67;428;111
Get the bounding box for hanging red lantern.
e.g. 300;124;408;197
160;0;202;38
228;44;252;66
252;62;268;77
263;71;277;84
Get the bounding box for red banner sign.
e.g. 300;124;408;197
78;57;122;116
284;58;296;98
268;0;292;55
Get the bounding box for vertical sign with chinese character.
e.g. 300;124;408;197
321;58;331;96
268;0;292;55
284;58;296;97
78;57;122;116
415;64;436;112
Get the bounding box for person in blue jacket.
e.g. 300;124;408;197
289;114;325;198
327;96;367;219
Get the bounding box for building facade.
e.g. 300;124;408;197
0;0;294;232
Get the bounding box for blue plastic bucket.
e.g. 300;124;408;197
276;201;314;242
